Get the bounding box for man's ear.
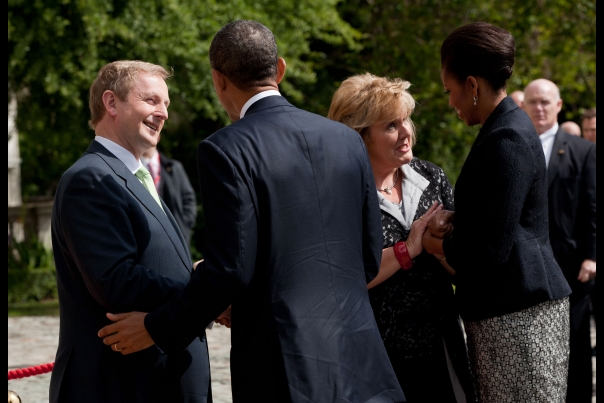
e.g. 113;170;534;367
212;69;227;92
556;98;563;113
102;90;118;117
276;57;287;84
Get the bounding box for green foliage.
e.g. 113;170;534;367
8;237;57;303
8;236;54;271
9;0;359;256
8;267;58;304
9;0;358;199
308;0;596;184
8;299;60;317
9;0;596;253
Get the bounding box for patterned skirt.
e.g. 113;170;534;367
464;298;570;403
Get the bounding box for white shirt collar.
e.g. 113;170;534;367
538;123;558;168
539;122;559;139
240;90;281;119
94;136;142;174
376;164;430;230
141;149;160;172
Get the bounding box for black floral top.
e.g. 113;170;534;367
368;158;477;400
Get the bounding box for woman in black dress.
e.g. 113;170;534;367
423;22;572;402
328;73;477;403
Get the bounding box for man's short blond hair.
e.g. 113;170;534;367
88;60;172;130
328;73;416;145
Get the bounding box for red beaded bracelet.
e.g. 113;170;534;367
393;241;413;270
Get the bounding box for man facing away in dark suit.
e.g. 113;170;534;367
99;20;406;403
142;140;197;247
524;78;596;403
50;60;211;403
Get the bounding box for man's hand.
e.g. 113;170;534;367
578;259;596;283
214;305;232;328
98;312;153;355
427;210;454;239
193;259;204;270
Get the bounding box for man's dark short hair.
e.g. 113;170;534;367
210;20;278;90
581;107;596;124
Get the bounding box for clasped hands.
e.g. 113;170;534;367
422;209;454;256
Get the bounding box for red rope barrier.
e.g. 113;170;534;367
8;363;54;380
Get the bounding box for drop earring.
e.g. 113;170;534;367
473;96;478;106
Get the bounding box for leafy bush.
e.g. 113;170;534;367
8;237;57;303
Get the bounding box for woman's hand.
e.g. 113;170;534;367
406;201;443;258
434;254;455;276
422;230;445;255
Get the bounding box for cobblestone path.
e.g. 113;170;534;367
7;316;596;403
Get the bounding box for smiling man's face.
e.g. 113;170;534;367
114;72;170;158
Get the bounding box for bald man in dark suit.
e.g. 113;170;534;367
524;79;596;403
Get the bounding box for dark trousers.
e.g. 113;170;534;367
566;294;593;403
389;346;458;403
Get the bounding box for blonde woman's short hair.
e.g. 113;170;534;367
88;60;172;130
327;73;416;145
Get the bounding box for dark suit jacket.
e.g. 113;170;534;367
157;152;197;246
547;128;596;302
49;141;210;403
146;96;405;402
443;96;571;321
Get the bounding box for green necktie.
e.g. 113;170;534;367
135;165;164;212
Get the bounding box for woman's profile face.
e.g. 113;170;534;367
441;69;479;126
365;108;414;171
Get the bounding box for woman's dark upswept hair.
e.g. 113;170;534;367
440;22;515;92
209;20;278;90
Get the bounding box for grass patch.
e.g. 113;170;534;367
8;299;60;317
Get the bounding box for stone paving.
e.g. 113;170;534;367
8;317;233;403
8;315;597;403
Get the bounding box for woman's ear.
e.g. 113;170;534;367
467;76;479;97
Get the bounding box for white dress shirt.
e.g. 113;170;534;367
538;123;558;168
240;90;281;119
94;136;143;173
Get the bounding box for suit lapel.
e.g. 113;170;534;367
163;205;192;266
547;128;566;188
87;141;192;271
